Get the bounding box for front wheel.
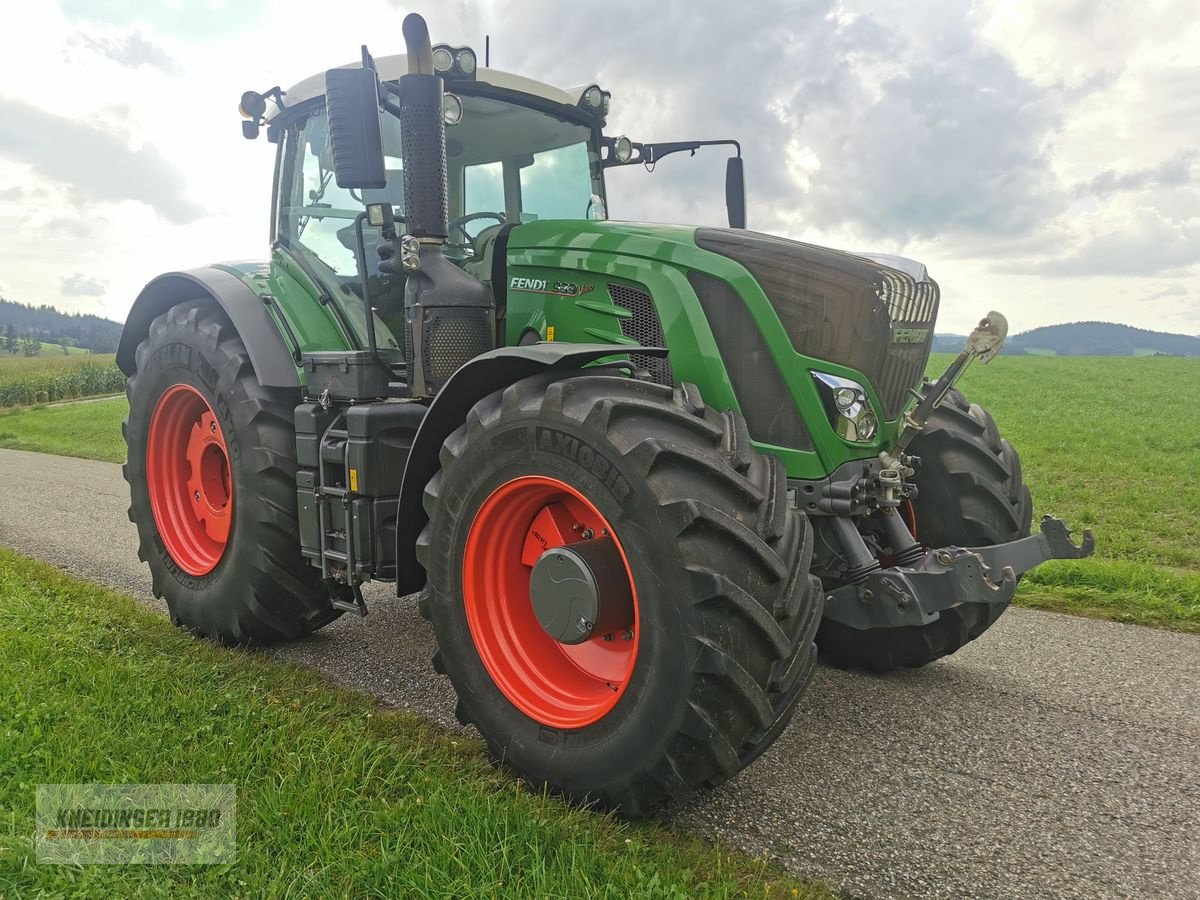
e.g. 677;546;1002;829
817;388;1033;672
417;375;822;817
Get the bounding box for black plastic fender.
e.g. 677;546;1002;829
394;343;666;595
116;266;301;388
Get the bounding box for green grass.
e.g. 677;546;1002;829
932;354;1200;632
0;353;124;407
0;548;827;898
0;396;127;462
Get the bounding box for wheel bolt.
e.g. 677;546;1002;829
194;491;201;502
580;528;594;540
210;421;217;433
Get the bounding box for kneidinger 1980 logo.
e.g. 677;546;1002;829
37;784;236;864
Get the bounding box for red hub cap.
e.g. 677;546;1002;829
462;476;640;729
146;384;233;576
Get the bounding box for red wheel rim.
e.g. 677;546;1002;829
462;475;640;729
146;384;233;576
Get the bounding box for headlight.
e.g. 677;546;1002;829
456;48;476;75
581;85;603;109
812;372;879;443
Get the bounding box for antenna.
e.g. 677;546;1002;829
485;35;490;67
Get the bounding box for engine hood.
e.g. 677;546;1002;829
506;220;935;284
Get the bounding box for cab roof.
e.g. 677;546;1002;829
268;53;582;119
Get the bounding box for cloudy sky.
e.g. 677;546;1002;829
0;0;1197;336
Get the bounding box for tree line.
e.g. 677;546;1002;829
0;298;122;355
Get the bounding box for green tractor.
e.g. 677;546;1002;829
118;14;1093;816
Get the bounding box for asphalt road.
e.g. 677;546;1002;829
2;447;1197;899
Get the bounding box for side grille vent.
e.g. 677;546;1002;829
607;283;674;386
687;272;814;450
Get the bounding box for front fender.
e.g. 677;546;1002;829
393;343;665;595
117;266;300;388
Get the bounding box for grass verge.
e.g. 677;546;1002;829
0;396;126;462
0;548;827;898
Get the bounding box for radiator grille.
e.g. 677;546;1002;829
607;283;674;386
874;273;939;420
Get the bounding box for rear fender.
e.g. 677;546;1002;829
394;343;665;595
117;266;301;388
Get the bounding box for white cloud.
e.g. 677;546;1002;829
0;0;1196;338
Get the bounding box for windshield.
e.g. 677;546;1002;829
277;92;604;346
454;94;605;228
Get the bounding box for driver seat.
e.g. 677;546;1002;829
460;222;506;285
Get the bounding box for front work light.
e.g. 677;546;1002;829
432;47;454;73
431;44;477;79
443;92;464;126
581;85;603;109
613;135;633;163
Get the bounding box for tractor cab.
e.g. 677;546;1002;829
262;54;612;351
257;51;743;360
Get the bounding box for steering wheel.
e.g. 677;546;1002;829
448;211;506;245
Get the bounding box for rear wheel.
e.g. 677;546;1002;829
417;374;822;816
124;300;340;644
817;388;1033;672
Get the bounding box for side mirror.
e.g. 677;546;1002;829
726;156;746;229
324;67;386;189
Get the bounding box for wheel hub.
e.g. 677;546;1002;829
529;538;634;645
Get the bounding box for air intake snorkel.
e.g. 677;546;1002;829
379;13;495;398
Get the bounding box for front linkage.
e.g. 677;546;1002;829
825;516;1095;630
818;312;1096;631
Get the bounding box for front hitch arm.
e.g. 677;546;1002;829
823;516;1095;631
967;515;1095;580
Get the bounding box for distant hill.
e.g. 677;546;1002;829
933;321;1200;357
0;298;122;354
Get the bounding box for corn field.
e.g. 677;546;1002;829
0;355;125;407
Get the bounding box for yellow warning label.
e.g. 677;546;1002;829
349;468;359;492
546;325;556;341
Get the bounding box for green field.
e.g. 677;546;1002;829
0;396;127;461
933;354;1199;630
0;352;124;407
0;548;825;898
0;356;1195;631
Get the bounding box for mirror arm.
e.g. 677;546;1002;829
602;138;741;168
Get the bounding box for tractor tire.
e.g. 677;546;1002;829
123;300;340;644
416;374;822;817
817;387;1033;673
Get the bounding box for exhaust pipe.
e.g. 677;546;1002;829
388;13;495;397
396;14;447;240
